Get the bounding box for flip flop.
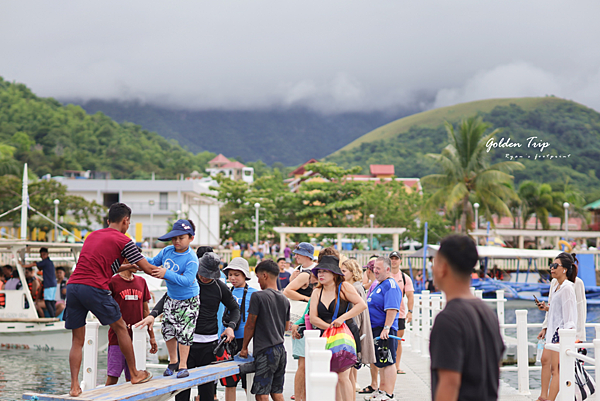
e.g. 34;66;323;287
134;370;153;384
397;369;406;374
358;385;376;394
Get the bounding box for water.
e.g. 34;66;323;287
2;301;600;400
500;300;600;391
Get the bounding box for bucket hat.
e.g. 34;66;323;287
312;255;344;276
197;252;222;279
292;242;316;260
158;219;195;241
223;257;251;280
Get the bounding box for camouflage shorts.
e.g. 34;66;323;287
162;295;199;346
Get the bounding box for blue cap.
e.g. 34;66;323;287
292;242;315;260
158;219;195;241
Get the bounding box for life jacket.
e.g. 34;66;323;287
27;277;37;301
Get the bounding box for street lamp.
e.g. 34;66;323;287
563;202;570;244
149;200;155;248
254;203;260;249
369;214;375;250
53;199;60;242
473;203;480;231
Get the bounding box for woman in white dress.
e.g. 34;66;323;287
535;253;580;401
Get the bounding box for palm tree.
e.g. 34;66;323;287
518;181;553;229
421;116;524;233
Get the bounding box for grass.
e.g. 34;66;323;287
330;97;573;156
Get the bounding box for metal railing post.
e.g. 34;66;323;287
496;290;506;339
421;290;430;357
557;329;576;401
413;294;422;354
305;330;334;401
515;310;530;395
132;325;147;371
81;322;99;391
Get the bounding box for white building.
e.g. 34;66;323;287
206;154;254;183
56;177;221;246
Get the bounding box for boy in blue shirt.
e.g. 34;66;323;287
221;257;258;401
147;219;200;379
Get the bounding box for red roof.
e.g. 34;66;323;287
209;154;230;165
289;158;319;177
222;161;246;169
370;165;395;176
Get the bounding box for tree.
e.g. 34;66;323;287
518;181;553;229
0;143;21;176
421;117;524;233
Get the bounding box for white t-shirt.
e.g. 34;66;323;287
542;277;586;341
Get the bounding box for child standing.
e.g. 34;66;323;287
222;257;258;401
239;260;290;401
146;219;200;379
106;264;157;385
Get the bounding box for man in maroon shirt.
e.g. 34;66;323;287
64;203;156;397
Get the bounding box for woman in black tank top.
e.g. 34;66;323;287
308;255;367;401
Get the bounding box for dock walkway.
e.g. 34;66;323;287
368;348;538;401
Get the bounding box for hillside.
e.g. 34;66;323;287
73;99;414;166
326;97;600;198
0;77;216;179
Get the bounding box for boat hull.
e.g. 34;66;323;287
0;320;109;351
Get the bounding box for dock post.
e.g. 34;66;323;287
474;290;483;299
305;330;330;401
81;321;99;391
496;290;505;339
515;310;530;395
413;294;421;354
132;325;147;371
594;338;600;401
557;329;576;401
594;323;600;340
421;290;430;357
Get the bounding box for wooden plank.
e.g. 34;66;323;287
23;357;253;401
0;317;59;323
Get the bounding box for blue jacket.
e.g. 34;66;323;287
146;246;199;300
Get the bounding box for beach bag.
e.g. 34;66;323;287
575;359;595;401
321;284;357;373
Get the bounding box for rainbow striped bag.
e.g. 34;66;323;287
321;284;357;373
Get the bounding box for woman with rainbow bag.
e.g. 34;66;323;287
309;255;367;401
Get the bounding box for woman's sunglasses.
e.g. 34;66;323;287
549;263;563;270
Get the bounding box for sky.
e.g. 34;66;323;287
1;1;600;113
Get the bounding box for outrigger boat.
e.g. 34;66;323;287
0;240;110;350
407;244;600;303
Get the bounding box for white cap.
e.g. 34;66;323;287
223;257;251;280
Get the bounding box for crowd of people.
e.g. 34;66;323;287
4;201;588;401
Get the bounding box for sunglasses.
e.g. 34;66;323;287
549;263;563;270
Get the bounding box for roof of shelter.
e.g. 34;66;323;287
369;164;395;176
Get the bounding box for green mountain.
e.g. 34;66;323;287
73;100;411;166
0;77;215;179
326;97;600;199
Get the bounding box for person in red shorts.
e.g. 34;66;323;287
106;262;158;385
64;203;155;397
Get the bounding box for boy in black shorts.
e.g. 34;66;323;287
239;260;290;401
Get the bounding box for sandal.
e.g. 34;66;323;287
397;369;406;374
133;370;153;384
358;385;376;394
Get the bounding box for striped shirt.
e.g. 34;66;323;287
68;228;144;290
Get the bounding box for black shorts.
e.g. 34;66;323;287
220;339;246;388
372;326;398;368
397;318;406;331
64;284;121;330
251;344;286;395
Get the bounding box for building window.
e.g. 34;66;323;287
159;192;168;210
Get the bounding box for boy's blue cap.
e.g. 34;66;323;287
292;242;315;260
158;219;194;241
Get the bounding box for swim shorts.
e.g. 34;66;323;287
162;295;199;346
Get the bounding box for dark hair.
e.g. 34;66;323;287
2;264;13;271
56;266;66;272
277;257;286;263
255;259;279;277
25;266;33;271
186;219;196;238
40;247;49;254
196;246;214;259
556;252;578;283
108;203;132;223
438;235;479;278
317;246;339;263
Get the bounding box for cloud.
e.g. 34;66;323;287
1;0;599;113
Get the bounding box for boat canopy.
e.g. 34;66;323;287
409;245;563;259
